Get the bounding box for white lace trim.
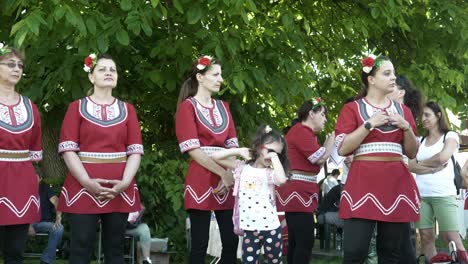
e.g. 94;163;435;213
307;147;325;163
354;142;402;156
126;144;144;155
29;150;43;161
58;141;80;153
225;138;239;148
179;139;200;153
290;173;317;183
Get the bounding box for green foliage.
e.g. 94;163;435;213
1;0;467;259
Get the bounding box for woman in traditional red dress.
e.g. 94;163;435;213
175;56;239;263
57;54;143;264
0;44;42;263
275;98;335;264
335;55;420;263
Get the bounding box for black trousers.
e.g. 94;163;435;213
285;212;315;264
343;218;406;264
188;209;238;264
69;212;128;264
397;222;416;264
0;224;29;264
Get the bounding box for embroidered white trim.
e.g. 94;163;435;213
126;144;144;155
179;139;200;153
354;142;402;156
308;147;325;163
225;138;239;148
340;190;420;215
275;190;318;207
0;195;40;217
200;146;225;157
0;149;30;162
60;184;139;208
78;152;127;159
58;141;79;153
183;185;230;205
290;173;317;183
29;150;43;161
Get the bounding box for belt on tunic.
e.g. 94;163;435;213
78;152;127;163
0;150;30;162
290;170;318;183
353;156;403;162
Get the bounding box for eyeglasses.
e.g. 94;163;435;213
0;62;24;70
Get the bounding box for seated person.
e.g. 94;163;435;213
126;205;152;264
322;169;340;196
29;176;64;264
316;183;343;228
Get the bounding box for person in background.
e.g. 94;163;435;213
322;169;340;196
408;101;468;263
125;205;152;264
57;53;144;264
175;55;239;263
0;43;43;264
335;54;420;263
276;98;335;264
29;174;64;264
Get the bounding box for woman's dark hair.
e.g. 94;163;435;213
290;100;327;127
396;75;423;120
249;124;289;173
356;55;391;99
425;101;450;134
177;57;221;106
0;47;25;62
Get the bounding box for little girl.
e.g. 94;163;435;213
212;125;289;263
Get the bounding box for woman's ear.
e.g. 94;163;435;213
196;72;203;82
88;73;94;84
367;75;375;86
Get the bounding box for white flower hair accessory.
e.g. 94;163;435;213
196;55;214;70
83;53;98;72
264;125;272;134
361;53;382;74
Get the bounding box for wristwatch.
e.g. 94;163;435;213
364;121;373;131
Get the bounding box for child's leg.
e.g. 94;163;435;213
262;226;283;264
242;230;261;263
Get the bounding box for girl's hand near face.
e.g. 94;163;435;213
238;147;252;160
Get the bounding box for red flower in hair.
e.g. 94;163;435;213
84;57;93;67
361;57;375;67
199;57;211;66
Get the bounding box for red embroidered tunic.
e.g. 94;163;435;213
175;97;238;210
335;99;420;222
276;123;323;213
0;95;42;225
57;97;144;214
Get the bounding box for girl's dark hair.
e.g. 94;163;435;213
177;57;221;106
425;101;450;134
396;75;423;119
356;55;391;99
250;124;289;173
0;47;25;62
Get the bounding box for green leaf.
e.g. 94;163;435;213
97;35;109;52
141;22;153;37
120;0;132;11
150;0;160;8
86;17;97;35
116;29;130;45
371;8;380;19
233;76;245;92
215;45;224;60
187;6;202;24
173;0;184;14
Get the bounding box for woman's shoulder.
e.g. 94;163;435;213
445;130;460;141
